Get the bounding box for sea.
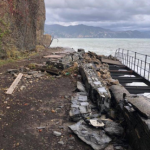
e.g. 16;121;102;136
51;38;150;56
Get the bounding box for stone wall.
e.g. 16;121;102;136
79;63;111;113
0;0;45;53
110;85;150;150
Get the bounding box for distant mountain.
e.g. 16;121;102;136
44;24;150;38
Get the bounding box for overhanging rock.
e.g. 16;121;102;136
79;63;111;113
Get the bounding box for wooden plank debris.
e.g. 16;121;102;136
6;73;23;94
102;58;122;65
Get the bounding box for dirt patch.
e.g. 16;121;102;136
0;48;92;150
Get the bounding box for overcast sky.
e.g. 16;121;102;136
45;0;150;31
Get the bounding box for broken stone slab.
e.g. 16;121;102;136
76;92;88;96
69;120;112;150
58;141;64;145
109;85;130;103
61;54;73;64
28;71;39;75
104;120;124;136
73;53;79;61
89;119;105;128
107;79;120;86
78;49;85;54
78;95;88;102
37;67;60;75
24;74;32;79
69;107;80;117
127;95;150;119
114;146;124;150
110;85;150;150
7;69;19;73
80;102;89;106
104;145;115;150
36;126;46;129
33;73;44;78
53;131;62;137
77;81;86;92
110;85;150;119
68;146;74;150
90;113;101;118
71;94;88;102
70;93;91;121
20;86;26;91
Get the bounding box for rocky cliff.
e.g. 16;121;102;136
0;0;45;55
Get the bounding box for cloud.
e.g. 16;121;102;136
45;0;150;31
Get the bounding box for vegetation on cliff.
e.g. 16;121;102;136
0;0;45;59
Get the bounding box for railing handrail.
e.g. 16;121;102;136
115;48;150;81
116;48;150;57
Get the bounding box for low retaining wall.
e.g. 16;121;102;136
79;63;111;113
110;85;150;150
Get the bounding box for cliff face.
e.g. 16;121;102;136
0;0;45;53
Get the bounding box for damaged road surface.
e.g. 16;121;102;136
0;47;92;150
0;47;132;150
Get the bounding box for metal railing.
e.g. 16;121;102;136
115;48;150;81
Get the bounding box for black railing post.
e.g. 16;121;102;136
140;60;142;75
149;63;150;80
115;49;118;57
127;50;129;66
122;49;124;64
144;55;147;77
137;59;139;73
134;52;137;70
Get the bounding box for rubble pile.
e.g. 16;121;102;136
7;66;46;80
68;51;130;150
110;85;150;150
46;48;84;70
83;51;120;87
69;120;112;150
69;92;91;122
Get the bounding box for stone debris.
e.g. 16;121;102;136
104;145;115;150
68;146;74;149
7;69;19;74
67;50;131;150
89;119;104;127
36;126;46;129
69;120;112;150
58;141;64;145
20;86;26;91
46;48;82;70
77;81;86;92
104;120;124;136
69;93;91;122
53;131;62;137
